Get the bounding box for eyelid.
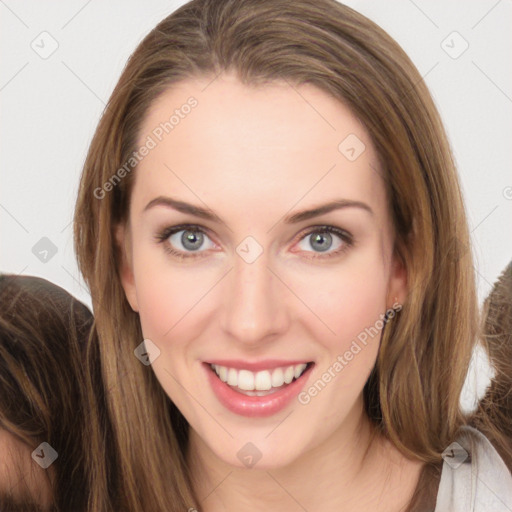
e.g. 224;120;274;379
293;224;352;243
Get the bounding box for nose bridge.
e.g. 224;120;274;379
221;239;287;344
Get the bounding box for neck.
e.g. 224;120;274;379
186;399;424;512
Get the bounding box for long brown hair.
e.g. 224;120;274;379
72;0;512;509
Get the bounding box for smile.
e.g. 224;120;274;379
203;360;315;417
210;363;309;395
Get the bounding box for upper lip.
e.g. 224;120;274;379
205;359;313;372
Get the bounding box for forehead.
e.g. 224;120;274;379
132;73;386;219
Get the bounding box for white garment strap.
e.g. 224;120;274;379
435;425;512;512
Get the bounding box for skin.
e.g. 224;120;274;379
116;72;425;511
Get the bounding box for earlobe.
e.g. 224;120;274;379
114;223;139;313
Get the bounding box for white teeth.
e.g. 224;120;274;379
271;367;285;387
238;370;254;390
254;370;272;391
294;363;307;379
284;366;295;384
227;368;238;386
218;365;228;383
211;363;309;391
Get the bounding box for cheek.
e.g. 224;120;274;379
290;249;389;350
131;243;184;341
293;259;388;416
131;242;215;350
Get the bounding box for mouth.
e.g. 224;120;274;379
209;361;313;396
203;360;315;417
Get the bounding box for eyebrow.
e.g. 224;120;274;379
143;196;373;224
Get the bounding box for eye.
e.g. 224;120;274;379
155;224;354;260
154;224;215;259
294;225;353;259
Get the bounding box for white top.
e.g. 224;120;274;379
435;425;512;511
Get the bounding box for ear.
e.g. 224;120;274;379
115;222;139;312
386;251;407;309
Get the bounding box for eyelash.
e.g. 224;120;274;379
154;223;354;261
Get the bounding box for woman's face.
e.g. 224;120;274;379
117;72;406;469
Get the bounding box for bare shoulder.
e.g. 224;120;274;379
0;428;55;510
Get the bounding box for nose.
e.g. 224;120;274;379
220;248;289;347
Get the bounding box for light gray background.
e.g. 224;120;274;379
1;0;511;412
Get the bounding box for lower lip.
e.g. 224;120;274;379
203;363;314;418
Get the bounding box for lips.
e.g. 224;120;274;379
203;360;314;417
